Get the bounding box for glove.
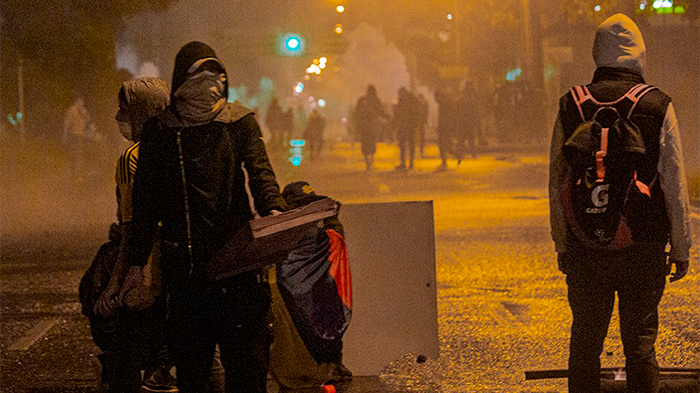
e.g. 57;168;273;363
666;258;689;283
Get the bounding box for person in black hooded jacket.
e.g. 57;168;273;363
114;41;286;393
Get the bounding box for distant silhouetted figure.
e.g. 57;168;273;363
434;87;457;171
266;97;284;148
456;81;478;162
393;87;420;170
416;93;429;158
304;109;326;160
281;107;294;148
63;96;91;179
354;85;388;171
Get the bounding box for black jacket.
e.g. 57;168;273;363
128;104;286;275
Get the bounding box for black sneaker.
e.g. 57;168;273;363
141;367;178;392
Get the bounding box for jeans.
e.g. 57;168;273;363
564;244;667;393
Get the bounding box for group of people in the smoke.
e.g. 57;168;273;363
81;11;691;393
347;82;478;172
84;40;352;393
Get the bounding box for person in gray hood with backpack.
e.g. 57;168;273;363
549;14;692;393
80;77;173;393
112;41;286;393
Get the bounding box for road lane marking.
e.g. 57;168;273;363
8;318;59;351
485;301;515;327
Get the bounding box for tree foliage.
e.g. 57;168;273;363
0;0;178;140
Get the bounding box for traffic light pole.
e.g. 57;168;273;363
0;12;3;136
18;56;25;141
522;0;545;139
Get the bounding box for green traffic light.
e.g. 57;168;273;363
279;33;305;56
286;37;300;50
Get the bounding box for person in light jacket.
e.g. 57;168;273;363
548;14;692;393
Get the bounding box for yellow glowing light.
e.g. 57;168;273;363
334;24;343;34
313;58;320;65
336;5;345;13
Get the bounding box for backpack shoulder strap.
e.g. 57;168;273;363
570;85;596;122
622;83;657;119
571;83;658;122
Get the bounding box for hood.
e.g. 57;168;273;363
282;181;326;209
172;42;227;95
592;13;646;75
171;41;229;126
118;77;170;141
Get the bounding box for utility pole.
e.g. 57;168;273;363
0;11;4;136
454;0;462;68
522;0;542;88
18;56;25;141
522;0;545;139
522;0;534;79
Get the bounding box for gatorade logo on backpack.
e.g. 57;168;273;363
561;83;657;250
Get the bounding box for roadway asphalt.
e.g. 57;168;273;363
1;140;698;392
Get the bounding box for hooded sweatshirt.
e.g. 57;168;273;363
117;77;170;141
549;14;692;261
128;42;286;275
115;77;169;224
168;41;229;127
592;13;646;75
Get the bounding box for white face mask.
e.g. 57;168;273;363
117;121;133;141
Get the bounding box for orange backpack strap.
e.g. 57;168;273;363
623;84;657;119
570;85;595;122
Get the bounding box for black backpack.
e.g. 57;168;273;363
561;83;657;250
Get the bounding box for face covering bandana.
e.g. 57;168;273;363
118;121;133;141
173;71;227;126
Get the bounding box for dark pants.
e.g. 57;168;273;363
455;129;476;161
167;271;271;393
564;244;667;393
437;127;452;165
398;129;416;168
91;297;169;393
